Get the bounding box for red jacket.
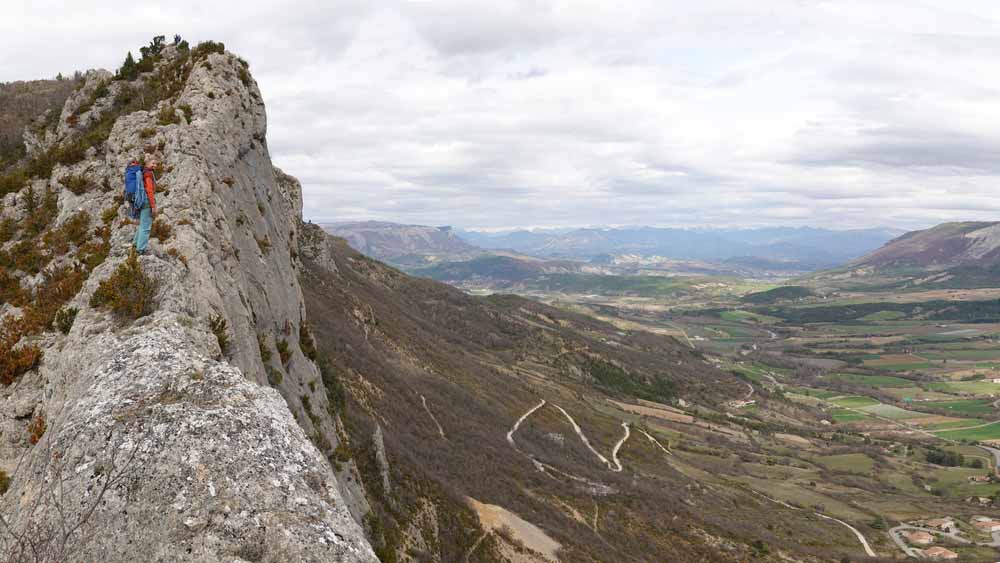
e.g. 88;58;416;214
142;168;157;212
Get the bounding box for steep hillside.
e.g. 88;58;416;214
297;227;882;563
322;221;482;267
853;222;1000;269
0;77;78;167
813;222;1000;289
0;40;374;561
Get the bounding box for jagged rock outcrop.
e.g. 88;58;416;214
0;44;377;561
371;425;391;497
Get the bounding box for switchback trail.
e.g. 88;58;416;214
552;404;614;469
507;400;615;493
507;400;547;447
609;422;630;472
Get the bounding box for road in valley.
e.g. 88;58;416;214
980;444;1000;477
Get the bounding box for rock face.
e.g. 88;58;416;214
0;45;376;561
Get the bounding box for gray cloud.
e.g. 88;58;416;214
4;1;1000;230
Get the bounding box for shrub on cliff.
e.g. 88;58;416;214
20;266;86;333
0;325;42;386
90;252;158;320
150;219;172;241
59;174;92;195
209;314;230;355
299;322;316;361
192;40;225;60
277;339;291;365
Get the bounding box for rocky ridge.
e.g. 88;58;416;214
850;221;1000;270
320;220;482;266
0;43;376;561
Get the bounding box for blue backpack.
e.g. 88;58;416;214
124;163;146;218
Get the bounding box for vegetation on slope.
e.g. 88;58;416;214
300;230;862;562
741;285;814;304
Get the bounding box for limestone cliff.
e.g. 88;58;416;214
0;43;376;561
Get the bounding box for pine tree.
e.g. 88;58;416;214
22;185;37;216
117;51;138;81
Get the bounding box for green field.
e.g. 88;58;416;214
935;421;1000;442
827;373;913;387
830;409;870;422
920;399;996;416
858;403;929;420
714;324;758;338
789;387;840;399
923;419;986;431
830;396;881;408
860;310;907;321
922;350;1000;361
814;453;875;474
927;380;1000;396
863;360;934;372
884;387;956;401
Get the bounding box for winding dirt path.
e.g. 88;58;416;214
507;400;616;493
421;394;446;440
637;428;672;455
761;371;784;389
609;422;630;472
552;404;613;469
507;400;547;447
751;490;876;557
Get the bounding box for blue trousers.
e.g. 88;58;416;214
134;206;152;252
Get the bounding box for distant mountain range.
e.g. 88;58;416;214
323;222;897;269
459;226;899;268
813;221;1000;289
320;221;902;294
319;221;480;267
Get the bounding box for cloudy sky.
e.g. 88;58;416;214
3;1;1000;230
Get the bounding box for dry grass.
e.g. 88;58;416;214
150;219;172;241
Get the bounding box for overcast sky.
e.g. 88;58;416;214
3;1;1000;231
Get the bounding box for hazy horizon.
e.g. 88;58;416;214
319;218;908;235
